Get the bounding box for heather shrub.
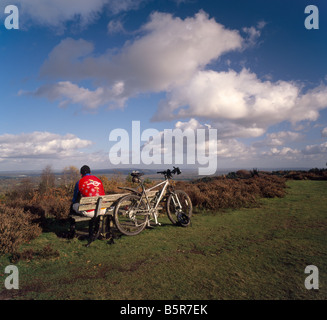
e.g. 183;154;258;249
100;175;125;194
5;185;72;222
252;175;287;198
0;206;42;254
39;196;71;220
36;187;72;220
175;174;287;211
4;197;45;223
280;169;327;181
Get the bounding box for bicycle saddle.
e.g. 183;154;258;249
131;171;144;177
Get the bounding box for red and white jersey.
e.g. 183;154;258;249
78;175;105;198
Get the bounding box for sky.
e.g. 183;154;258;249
0;0;326;174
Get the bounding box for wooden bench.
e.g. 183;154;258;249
69;189;160;246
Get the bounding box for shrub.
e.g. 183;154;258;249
4;197;46;227
43;196;71;220
0;206;42;254
175;174;287;211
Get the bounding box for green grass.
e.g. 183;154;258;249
0;180;326;300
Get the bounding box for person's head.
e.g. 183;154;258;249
80;165;91;177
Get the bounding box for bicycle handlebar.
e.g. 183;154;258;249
130;167;181;182
157;167;181;178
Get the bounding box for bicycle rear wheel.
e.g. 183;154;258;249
166;190;192;227
114;194;148;236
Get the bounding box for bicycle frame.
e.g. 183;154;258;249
134;176;182;225
114;167;191;236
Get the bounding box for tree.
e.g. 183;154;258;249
7;177;35;200
39;165;55;194
61;166;80;193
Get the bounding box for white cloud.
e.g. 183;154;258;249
26;81;127;110
175;118;204;131
321;127;327;137
152;68;327;138
107;19;126;34
0;132;93;159
107;0;145;15
242;21;266;47
140;118;253;161
253;131;303;148
214;122;265;139
302;142;327;155
262;147;300;160
30;11;243;109
3;0;145;30
21;9;327;155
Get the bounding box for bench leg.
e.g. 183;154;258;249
105;214;117;244
86;217;101;247
68;217;76;239
88;215;116;245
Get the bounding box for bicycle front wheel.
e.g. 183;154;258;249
166;190;192;226
114;194;149;236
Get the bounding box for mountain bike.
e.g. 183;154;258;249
114;167;193;236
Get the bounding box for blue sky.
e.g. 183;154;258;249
0;0;326;173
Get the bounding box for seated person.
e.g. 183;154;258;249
72;165;106;217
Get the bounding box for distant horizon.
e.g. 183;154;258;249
0;166;323;176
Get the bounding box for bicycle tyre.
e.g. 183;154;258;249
166;190;192;226
114;194;149;236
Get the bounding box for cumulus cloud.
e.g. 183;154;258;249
215;122;265;139
302;142;327;155
260;147;301;163
21;9;327;151
253;131;303;148
0;132;93;160
152;69;327;138
2;0;145;30
27;11;243;109
140;118;252;162
24;81;127;110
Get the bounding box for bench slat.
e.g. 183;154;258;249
79;193;127;204
78;190;164;211
79;202;114;211
71;215;93;222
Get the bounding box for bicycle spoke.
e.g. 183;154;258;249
114;194;148;236
166;190;192;226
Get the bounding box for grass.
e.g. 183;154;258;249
0;180;326;300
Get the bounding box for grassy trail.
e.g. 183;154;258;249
0;180;326;300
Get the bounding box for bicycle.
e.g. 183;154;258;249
114;167;193;236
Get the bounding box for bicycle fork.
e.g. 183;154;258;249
148;209;161;226
171;193;183;214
